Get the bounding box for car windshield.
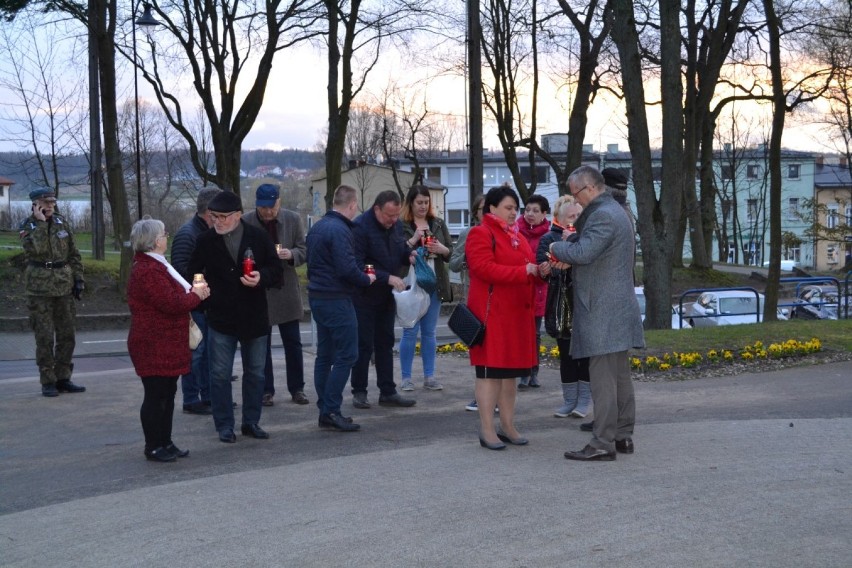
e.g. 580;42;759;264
719;296;760;315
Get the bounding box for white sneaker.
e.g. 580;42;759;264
424;379;444;390
400;380;415;391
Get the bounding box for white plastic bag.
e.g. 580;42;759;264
393;266;430;328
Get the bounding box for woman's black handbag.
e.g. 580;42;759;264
448;303;485;347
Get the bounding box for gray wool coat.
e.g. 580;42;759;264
549;192;644;359
243;208;307;325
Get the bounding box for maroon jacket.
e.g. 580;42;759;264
127;253;202;378
518;219;550;317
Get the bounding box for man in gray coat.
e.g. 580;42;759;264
550;166;644;461
244;183;309;406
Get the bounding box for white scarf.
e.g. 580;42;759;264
145;252;191;292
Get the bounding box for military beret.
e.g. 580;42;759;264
29;188;57;201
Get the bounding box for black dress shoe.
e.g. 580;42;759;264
378;393;416;407
615;438;634;454
291;391;310;405
183;401;212;415
479;437;506;451
165;443;190;458
564;444;616;461
496;428;529;446
219;429;237;443
42;383;59;397
240;423;270;439
580;421;594;432
319;413;361;432
56;379;85;393
145;447;177;462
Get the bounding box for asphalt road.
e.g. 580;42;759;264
1;341;851;567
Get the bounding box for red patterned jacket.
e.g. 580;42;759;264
127;253;201;378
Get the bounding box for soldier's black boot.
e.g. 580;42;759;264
42;383;59;397
56;379;86;393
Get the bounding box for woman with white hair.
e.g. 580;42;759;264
127;217;210;462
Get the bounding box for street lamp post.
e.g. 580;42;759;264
132;2;159;220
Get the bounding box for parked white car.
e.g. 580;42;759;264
762;259;799;271
634;287;691;329
686;290;788;327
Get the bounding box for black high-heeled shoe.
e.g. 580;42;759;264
479;437;506;451
496;428;529;446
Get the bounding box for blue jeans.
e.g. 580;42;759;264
264;320;305;396
309;297;358;416
351;298;397;397
399;290;440;380
180;310;210;405
207;327;266;433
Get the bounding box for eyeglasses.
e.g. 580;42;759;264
210;211;238;222
156;232;169;240
570;185;591;197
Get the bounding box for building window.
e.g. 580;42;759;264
746;164;760;179
519;165;548;184
787;164;800;179
425;167;441;183
446;167;467;186
720;164;734;180
483;166;512;188
787;246;801;262
721;199;732;222
787;198;799;220
747;199;758;222
846;204;852;226
447;209;469;226
827;203;839;229
827;245;838;264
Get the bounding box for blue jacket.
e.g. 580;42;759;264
352;208;411;307
170;214;209;280
306;210;371;299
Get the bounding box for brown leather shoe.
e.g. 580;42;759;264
291;391;309;405
615;438;634;454
564;444;616;461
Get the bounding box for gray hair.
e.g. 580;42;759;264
131;218;165;252
567;165;605;192
197;187;222;214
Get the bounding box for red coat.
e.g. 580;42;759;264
465;215;538;369
518;219;550;317
127;253;201;378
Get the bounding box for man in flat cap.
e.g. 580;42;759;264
243;183;309;407
19;188;86;397
188;190;283;444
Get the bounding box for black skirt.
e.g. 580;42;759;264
475;366;531;379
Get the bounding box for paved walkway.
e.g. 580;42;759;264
1;327;851;567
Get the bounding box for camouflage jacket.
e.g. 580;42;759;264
19;214;84;296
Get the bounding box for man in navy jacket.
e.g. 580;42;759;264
188;190;283;444
350;190;417;409
306;185;375;431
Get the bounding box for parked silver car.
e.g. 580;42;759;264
791;285;847;320
686;290;788;327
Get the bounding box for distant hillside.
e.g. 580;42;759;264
0;148;324;198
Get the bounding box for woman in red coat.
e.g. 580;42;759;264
466;186;550;450
127;218;209;462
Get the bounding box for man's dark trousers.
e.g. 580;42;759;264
351;297;397;397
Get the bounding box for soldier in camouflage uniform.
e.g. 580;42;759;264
19;188;87;397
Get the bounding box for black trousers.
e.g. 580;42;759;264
140;376;179;451
556;337;590;384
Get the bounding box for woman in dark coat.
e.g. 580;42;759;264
466;186;549;450
127;218;209;462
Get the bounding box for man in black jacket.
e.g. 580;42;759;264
171;187;220;415
188;190;283;444
350;191;417;409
